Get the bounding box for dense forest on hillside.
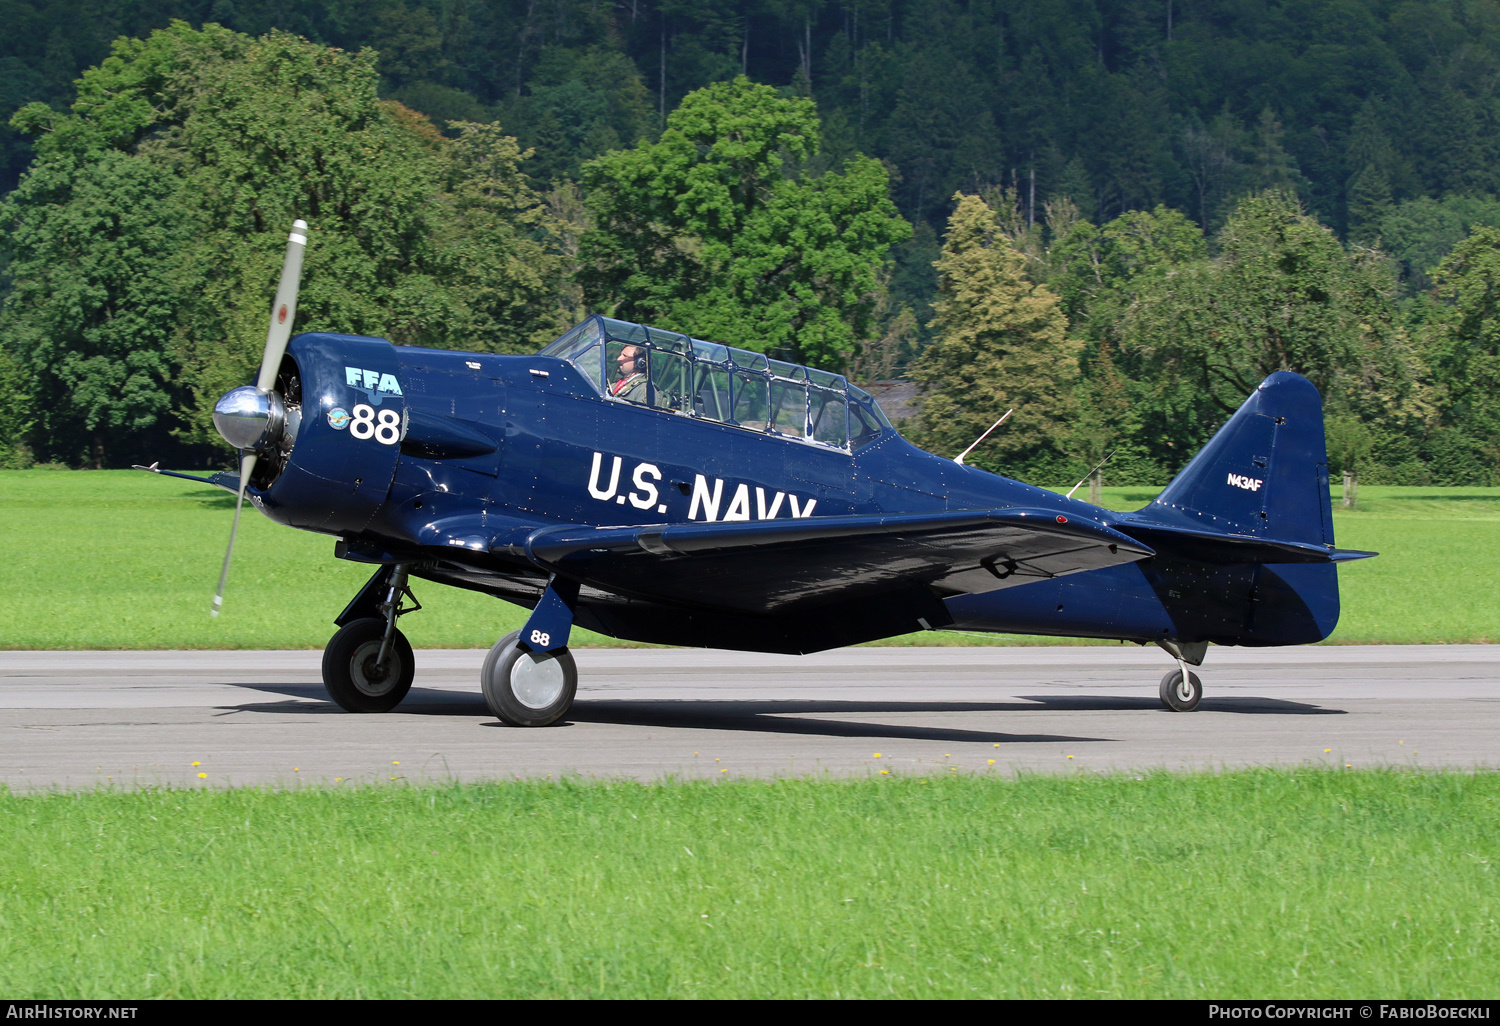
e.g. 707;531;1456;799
9;1;1500;238
4;0;1500;489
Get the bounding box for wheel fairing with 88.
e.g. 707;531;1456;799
482;630;578;726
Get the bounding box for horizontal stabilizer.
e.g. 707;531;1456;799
134;464;241;494
1115;522;1340;564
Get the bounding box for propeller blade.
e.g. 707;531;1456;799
211;453;257;617
214;219;306;617
256;219;308;392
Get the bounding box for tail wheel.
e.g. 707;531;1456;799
322;617;415;712
1159;668;1203;712
481;630;577;727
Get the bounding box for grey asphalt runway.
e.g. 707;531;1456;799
1;645;1497;789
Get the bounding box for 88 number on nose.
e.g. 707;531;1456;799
350;404;400;444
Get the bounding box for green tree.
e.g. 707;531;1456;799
1061;340;1133;502
1122;192;1424;428
1047;204;1207;478
502;45;653;184
578;77;909;369
1047;204;1207;330
1344;99;1410;242
0;344;35;468
0;149;193;465
1248;107;1307;197
1325;414;1374;506
1420;225;1500;445
1;22;562;462
1374;193;1500;291
907;193;1080;469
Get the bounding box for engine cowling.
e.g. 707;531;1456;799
250;333;406;535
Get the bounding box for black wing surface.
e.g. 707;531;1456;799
514;508;1153;614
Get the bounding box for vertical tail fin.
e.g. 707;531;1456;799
1147;371;1334;548
1119;371;1343;646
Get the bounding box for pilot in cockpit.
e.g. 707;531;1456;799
611;344;649;402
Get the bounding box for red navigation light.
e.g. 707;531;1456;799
278;304;288;324
1056;515;1068;523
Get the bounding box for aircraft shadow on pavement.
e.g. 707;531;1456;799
213;684;1107;742
1014;695;1345;715
538;700;1111;744
211;685;1342;741
212;682;486;716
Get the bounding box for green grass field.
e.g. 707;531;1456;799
0;469;1494;648
1;771;1495;998
4;473;1496;1000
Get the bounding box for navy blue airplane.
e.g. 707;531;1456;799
144;222;1374;726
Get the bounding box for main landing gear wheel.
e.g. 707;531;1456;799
482;630;577;727
1159;668;1203;712
322;617;415;712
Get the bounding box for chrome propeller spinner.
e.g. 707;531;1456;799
212;385;287;452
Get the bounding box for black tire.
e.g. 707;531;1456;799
481;630;577;727
1159;668;1203;712
322;618;415;712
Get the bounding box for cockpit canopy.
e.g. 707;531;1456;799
539;316;893;452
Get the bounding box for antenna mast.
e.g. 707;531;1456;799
1064;450;1118;499
954;409;1013;466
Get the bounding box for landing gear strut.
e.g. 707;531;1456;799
322;564;420;712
